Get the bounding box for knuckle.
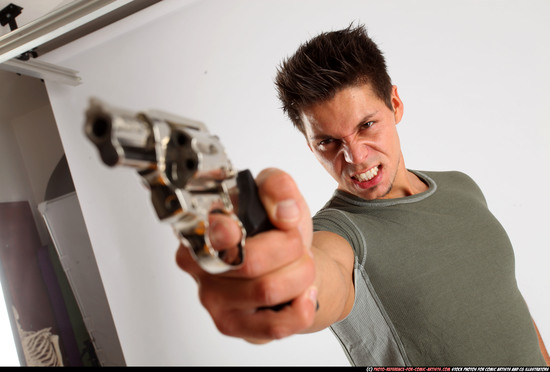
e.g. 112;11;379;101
265;172;295;194
258;169;295;195
214;313;238;337
197;289;213;309
197;283;219;310
237;242;263;277
254;277;279;307
287;229;303;252
304;254;316;279
238;258;260;278
264;323;290;340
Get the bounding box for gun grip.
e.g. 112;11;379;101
236;170;274;236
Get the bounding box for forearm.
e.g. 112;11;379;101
534;321;550;366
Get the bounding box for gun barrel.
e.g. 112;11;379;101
84;100;156;168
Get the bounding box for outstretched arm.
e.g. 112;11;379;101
534;320;550;366
175;168;355;342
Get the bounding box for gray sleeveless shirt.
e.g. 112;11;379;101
313;170;545;366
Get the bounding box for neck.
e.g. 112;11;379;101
383;158;428;199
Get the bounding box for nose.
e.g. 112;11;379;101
341;140;367;164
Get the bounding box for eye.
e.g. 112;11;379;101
319;138;333;146
317;137;338;150
361;121;374;129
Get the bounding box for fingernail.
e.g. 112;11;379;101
276;199;299;223
208;219;224;246
308;286;319;311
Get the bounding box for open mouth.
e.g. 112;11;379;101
352;166;379;182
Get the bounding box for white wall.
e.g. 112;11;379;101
11;103;66;244
41;0;550;366
0;72;46;206
0;72;63;243
11;104;65;207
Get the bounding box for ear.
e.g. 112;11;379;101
391;85;404;124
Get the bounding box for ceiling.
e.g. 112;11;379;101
0;0;74;34
0;0;160;59
0;0;160;123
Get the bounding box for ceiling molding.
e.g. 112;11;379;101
35;0;161;57
0;0;160;85
0;0;160;63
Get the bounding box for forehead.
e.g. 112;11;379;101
301;84;384;137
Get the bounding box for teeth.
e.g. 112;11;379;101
353;166;378;182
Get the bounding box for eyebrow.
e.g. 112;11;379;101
309;111;379;142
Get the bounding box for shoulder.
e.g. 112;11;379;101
416;169;487;205
312;202;369;267
417;169;474;183
416;169;480;189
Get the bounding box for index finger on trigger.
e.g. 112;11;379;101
208;213;243;251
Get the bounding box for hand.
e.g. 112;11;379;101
175;168;318;342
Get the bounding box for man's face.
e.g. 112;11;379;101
302;83;408;200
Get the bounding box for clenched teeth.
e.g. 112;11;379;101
353;166;379;182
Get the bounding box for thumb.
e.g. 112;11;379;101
255;168;312;245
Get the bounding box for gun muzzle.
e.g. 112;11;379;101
84;100;156;169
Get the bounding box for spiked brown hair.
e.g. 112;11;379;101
275;23;394;135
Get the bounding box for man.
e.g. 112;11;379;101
176;24;549;366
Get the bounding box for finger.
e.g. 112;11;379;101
175;242;202;279
199;249;315;310
213;285;319;340
208;215;304;278
233;228;305;278
208;213;243;250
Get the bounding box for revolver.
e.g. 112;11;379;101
84;98;272;274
